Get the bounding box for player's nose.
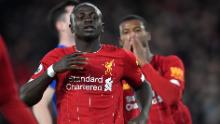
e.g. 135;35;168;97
129;31;136;38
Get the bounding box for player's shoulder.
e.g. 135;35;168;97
42;46;74;60
155;55;184;68
157;55;182;63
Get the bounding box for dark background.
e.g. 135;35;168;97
0;0;220;123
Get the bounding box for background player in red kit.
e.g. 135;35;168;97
20;3;152;124
0;36;37;124
119;15;192;124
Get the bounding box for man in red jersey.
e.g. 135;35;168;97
20;3;152;124
0;36;37;124
119;15;192;124
32;1;78;124
123;81;141;123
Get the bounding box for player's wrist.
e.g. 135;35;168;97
47;64;56;78
138;59;148;67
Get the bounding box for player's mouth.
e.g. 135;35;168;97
83;25;95;32
130;46;133;52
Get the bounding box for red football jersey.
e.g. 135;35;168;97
30;44;143;124
172;101;192;124
141;55;191;124
122;81;140;124
0;36;37;124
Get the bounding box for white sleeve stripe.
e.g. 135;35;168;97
169;79;180;86
28;78;34;83
141;74;145;82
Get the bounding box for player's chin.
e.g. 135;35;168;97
83;32;99;40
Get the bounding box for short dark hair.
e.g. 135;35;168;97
48;0;79;31
119;15;150;31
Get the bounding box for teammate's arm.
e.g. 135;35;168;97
131;36;185;105
20;52;87;106
140;56;185;105
32;87;54;124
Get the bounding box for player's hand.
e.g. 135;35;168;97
131;34;149;66
121;35;132;51
128;113;148;124
53;52;88;73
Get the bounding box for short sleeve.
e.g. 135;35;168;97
122;50;142;89
162;55;185;87
29;48;62;80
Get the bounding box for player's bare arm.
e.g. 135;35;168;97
20;52;87;106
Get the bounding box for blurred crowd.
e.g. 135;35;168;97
0;0;219;124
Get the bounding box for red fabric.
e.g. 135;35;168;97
0;36;37;124
172;101;192;124
122;81;140;124
30;44;143;124
123;55;192;124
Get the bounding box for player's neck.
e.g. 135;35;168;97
59;34;75;47
75;36;101;53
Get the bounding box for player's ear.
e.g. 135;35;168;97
101;22;104;32
69;13;75;33
69;24;74;33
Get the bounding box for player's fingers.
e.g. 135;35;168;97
69;65;84;70
69;57;88;61
123;39;131;51
69;61;88;65
70;52;85;57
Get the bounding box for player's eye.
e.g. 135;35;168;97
76;13;84;20
90;12;98;20
122;30;129;34
134;27;142;32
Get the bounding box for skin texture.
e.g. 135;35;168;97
120;19;153;66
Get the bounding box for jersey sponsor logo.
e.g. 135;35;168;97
126;103;139;111
68;76;103;83
104;59;114;75
66;83;103;91
104;77;113;91
152;90;163;104
34;64;43;74
170;67;184;81
125;95;138;111
66;76;113;92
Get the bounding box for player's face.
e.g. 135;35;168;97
119;19;151;48
64;5;74;35
71;5;103;39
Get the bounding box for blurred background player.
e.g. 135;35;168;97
119;15;192;124
0;35;37;124
32;0;79;124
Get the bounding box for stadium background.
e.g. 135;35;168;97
0;0;219;123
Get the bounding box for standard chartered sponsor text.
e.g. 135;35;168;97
66;75;110;91
68;75;103;83
66;83;103;91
